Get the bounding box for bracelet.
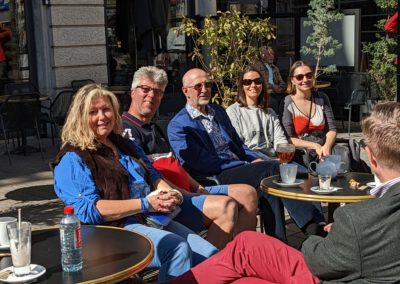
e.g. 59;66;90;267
140;197;150;214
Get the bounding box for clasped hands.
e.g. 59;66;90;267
146;189;183;213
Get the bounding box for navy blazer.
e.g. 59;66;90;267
168;104;258;176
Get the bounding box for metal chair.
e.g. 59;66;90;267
342;72;370;135
2;93;44;160
70;79;95;92
344;89;368;135
41;90;74;144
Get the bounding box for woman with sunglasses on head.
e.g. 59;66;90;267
226;65;288;159
281;61;337;162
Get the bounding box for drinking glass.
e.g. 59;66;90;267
279;164;298;184
7;222;31;276
318;174;332;190
276;143;296;164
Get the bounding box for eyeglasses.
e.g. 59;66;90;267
185;81;213;91
136;85;164;97
292;72;313;81
242;78;263;86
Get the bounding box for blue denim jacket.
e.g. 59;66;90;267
53;140;161;224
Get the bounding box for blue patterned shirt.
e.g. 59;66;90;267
186;103;239;161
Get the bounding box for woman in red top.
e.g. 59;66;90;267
281;61;337;160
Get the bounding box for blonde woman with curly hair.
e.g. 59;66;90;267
51;84;218;282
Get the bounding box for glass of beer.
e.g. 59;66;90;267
276;143;295;164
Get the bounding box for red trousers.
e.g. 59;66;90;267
170;231;320;284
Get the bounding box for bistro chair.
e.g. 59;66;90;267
341;72;370;135
41;90;74;145
344;89;368;135
71;79;95;92
2;93;44;160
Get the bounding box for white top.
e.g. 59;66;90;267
226;102;288;154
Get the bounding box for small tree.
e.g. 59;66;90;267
301;0;343;78
362;0;397;101
176;11;275;107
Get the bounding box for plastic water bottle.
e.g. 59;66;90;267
60;206;83;272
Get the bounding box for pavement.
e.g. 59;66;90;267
0;122;368;248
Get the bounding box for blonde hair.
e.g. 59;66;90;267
286;61;315;95
362;102;400;170
61;83;121;150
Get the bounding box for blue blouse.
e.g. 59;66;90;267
53;141;162;225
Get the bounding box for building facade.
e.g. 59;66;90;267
5;0;393;102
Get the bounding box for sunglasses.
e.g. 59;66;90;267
136;85;164;97
186;81;213;91
242;78;263;86
292;72;313;81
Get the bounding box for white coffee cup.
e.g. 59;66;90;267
280;164;298;184
0;217;17;246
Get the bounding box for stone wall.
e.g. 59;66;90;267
49;0;108;89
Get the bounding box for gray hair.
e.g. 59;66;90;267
131;66;168;90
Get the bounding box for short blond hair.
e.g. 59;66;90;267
362;102;400;170
61;83;121;150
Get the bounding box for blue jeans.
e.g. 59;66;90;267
124;220;218;282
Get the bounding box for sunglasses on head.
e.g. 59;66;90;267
292;72;313;81
186;81;213;91
242;78;263;86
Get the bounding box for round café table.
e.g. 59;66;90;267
0;225;154;283
261;172;375;222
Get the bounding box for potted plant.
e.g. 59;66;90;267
362;0;397;102
300;0;344;78
176;10;276;107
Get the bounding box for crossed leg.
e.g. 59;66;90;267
170;231;320;284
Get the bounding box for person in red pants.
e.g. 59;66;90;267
169;102;400;284
170;231;319;284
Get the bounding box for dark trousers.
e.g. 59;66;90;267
216;161;324;242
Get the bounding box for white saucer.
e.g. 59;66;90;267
310;186;338;194
272;179;304;187
0;264;46;283
366;182;376;188
336;169;348;176
0;244;10;250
